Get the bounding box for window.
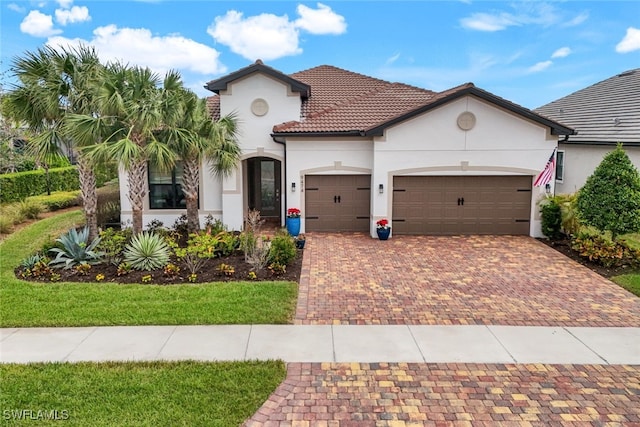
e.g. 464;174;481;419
555;150;565;182
148;162;188;209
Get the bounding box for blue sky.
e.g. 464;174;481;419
1;1;639;108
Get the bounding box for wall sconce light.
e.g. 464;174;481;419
545;183;551;195
291;182;296;192
379;184;384;194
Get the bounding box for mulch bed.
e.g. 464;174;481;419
16;249;304;285
538;238;638;278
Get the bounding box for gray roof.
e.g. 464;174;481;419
534;69;640;145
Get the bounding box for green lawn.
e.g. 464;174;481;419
0;360;285;426
0;210;298;327
611;274;640;297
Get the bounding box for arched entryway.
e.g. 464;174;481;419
245;157;282;224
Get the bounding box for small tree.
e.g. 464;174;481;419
576;144;640;239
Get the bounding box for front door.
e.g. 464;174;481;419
247;157;281;220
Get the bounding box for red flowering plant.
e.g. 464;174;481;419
287;208;301;218
376;218;390;229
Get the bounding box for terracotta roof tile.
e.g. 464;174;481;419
206;95;220;121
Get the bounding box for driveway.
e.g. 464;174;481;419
295;234;640;327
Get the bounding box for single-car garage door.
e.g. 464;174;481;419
392;176;532;235
305;175;370;232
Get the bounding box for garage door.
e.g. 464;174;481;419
305;175;370;232
392;176;532;235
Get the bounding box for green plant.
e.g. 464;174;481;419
74;263;92;275
163;263;181;277
171;231;220;274
123;232;171;271
172;214;189;238
95;273;105;282
188;273;197;283
576;144;640;239
268;230;297;266
49;272;61;282
97;228;132;266
0;216;14;234
215;231;240;257
204;215;226;234
217;263;235;276
26;191;81;211
116;262;132;276
20;254;45;270
571;229;632;268
268;262;286;276
141;274;152;284
18;199;44;220
49;226;103;269
247;271;257;280
0;166;79;203
540;199;563;240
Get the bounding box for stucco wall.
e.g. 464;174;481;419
556;144;640;195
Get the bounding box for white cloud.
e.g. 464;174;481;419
294;3;346;35
563;12;589;27
385;53;401;65
8;3;26;13
20;10;62;37
208;11;300;61
55;5;90;25
47;25;226;76
460;12;517;32
528;60;553;73
616;27;640;53
551;47;571;58
208;4;346;61
56;0;74;9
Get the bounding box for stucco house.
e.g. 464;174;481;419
118;60;574;238
534;69;640;194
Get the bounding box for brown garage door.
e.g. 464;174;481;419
392;176;532;235
305;175;370;232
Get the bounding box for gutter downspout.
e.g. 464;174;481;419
272;134;287;227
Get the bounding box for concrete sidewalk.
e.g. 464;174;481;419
1;325;639;365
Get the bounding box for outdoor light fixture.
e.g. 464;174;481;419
379;184;384;194
291;182;296;192
545;183;551;194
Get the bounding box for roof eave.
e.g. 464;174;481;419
271;130;366;138
205;62;310;97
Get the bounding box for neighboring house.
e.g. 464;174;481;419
535;69;640;194
119;60;573;237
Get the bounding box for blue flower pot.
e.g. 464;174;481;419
286;217;301;237
376;227;391;240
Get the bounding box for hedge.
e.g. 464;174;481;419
0;167;79;203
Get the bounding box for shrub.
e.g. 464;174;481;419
268;230;297;266
171;231;219;274
27;191;81;211
540;199;563;240
576;144;640;239
0;166;79;203
49;226;103;269
123;232;171;271
0;216;13;234
204;215;226;234
18;199;44;220
96;184;120;228
215;231;239;257
97;228;132;266
571;228;638;268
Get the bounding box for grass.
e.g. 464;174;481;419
611;274;640;297
0;360;285;426
0;210;298;327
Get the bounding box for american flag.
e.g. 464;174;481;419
533;149;557;187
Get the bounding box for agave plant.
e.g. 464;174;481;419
123;232;170;271
49;226;103;269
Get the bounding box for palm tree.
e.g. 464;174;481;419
70;64;180;234
3;45;104;239
161;90;241;233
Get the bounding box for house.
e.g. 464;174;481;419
118;60;574;237
534;69;640;194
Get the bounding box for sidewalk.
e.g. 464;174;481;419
2;325;639;364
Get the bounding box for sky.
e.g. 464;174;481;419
1;0;639;109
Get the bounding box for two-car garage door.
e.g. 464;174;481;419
392;176;532;235
303;174;532;235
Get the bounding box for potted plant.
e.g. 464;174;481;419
286;208;301;237
295;233;306;249
376;218;391;240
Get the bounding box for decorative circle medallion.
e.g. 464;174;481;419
251;98;269;116
457;111;476;131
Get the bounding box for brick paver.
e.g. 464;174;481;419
295;234;640;326
245;362;640;426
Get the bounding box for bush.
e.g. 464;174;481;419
49;226;104;269
97;228;132;266
268;230;297;266
540;199;563;240
170;231;219;275
576;144;640;238
123;232;170;271
0;166;79;203
0;216;13;234
27;191;81;211
571;228;639;268
18;199;44;220
96;184;120;228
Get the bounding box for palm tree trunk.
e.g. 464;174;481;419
182;158;200;233
77;156;98;240
127;159;147;234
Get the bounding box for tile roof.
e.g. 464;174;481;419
534;69;640;145
206;63;573;137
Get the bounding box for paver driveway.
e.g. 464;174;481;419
295;234;640;327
